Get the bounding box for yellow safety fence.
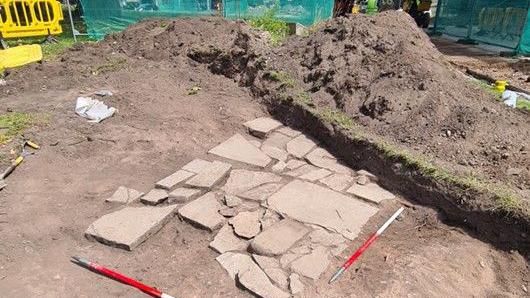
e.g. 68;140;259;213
0;0;63;39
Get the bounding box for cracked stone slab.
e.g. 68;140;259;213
229;211;261;239
185;161;231;189
209;134;271;167
251;219;310;256
290;246;331;280
222;169;281;195
286;135;317;158
105;186;144;204
267;180;378;240
305;148;351;174
178;192;225;231
244;117;283;139
262;132;292;149
261;145;289;162
239;183;284;202
168;187;202;204
209;224;248;253
140;189;169;205
252;255;289;289
286;159;307;170
181;159;212;174
155;169;195;190
85;205;178;251
299;168;332;182
277;127;302;138
238;261;290;298
285;164;318;177
346;183;396;204
319;173;354;192
216;252;254;280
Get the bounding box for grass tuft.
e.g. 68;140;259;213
0;112;34;145
248;5;289;45
267;71;295;88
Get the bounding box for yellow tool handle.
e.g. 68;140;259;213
14;156;24;166
26;140;40;149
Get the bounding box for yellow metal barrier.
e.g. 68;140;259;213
0;0;63;39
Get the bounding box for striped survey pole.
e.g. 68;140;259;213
329;207;405;284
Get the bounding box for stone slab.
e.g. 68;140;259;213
356;169;378;180
319;173;354;192
271;161;287;173
260;210;281;230
155;170;195;190
140;189;169;205
219;206;238;217
85;205;178;251
106;186;144;204
239;183;284;202
209;224;248;253
244;117;283;139
262;132;292;150
252;254;288;289
168;187;202;204
261;145;288;162
267;180;378;240
222;169;282;195
182;159;212;174
224;194;242;207
229;211;261;239
178;192;225;231
286;135;317;158
309;228;346;247
277;127;302;138
238;262;290;298
285;164;318;177
290;246;331;280
286;159;307;170
209;134;271;167
346;183;396;204
305;148;351;174
299;168;332;182
216;252;254;280
185;161;231;189
251;219;310;256
289;273;305;294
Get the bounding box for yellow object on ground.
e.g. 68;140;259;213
0;44;43;71
0;0;63;39
495;80;508;92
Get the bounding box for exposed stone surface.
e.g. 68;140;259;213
209;134;271;167
244;117;283;139
299;168;332;182
106;186;144;204
252;254;280;269
356;175;369;185
305;148;351;174
224;194;242;207
290;246;331;280
289;273;305;294
182;159;212;174
309;228;346;247
331;243;348;256
280;253;302;268
252;255;289;289
155;170;195;190
85;205;178;251
289;243;312;255
209;224;248;253
262;132;292;149
219;206;238;217
271;161;287;173
277;127;302;138
178;192;225;231
285;164;318;177
260;210;281;230
261;145;288;162
357;169;378;180
216;252;254;280
222;169;281;195
140;189;169;205
229;211;262;239
238;262;290;298
319;173;354;192
251;219;310;256
346;183;396;204
249;139;262;148
185;161;231;189
286;135;317;158
239;200;262;212
268;180;378;240
168;187;202;203
285;159;307;170
240;183;284;202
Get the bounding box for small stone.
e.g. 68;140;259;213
286;135;317;158
168;188;202;203
262;132;292;149
95;90;113;96
522;284;528;293
285;159;307;170
289;273;305;294
219;206;238;217
178;192;225;231
238;262;290;298
209;224;248;253
216;252;254;280
224;194;242;207
140;189;169;205
260;210;281;229
222;169;282;195
285;164;318;177
299;168;332;181
277;127;302;138
290;246;331;280
185;161;231;189
182;159;212;174
209;134;271;167
155;170;195;190
319;173;354;192
106;186;144;204
346;183;396;204
305;147;351;174
356;170;377;180
356;175;369;185
261;145;289;162
507;168;522;176
239;183;284;202
271;161;287;173
251;219;310;256
479;260;486;268
229;211;261;239
244;117;283;139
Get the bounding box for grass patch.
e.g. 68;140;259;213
0;112;34;145
267;71;295;88
516;97;530;111
295;91;313;106
248;5;289;45
91;57;127;75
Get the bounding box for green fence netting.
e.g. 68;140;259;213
79;0;334;39
434;0;530;55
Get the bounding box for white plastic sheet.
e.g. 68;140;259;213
75;97;116;123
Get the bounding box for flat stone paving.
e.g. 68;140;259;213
209;134;271;168
105;186;144;204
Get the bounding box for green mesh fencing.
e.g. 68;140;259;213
434;0;530;55
222;0;334;26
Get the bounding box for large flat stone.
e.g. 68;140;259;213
290;246;331;280
140;189;169;205
222;169;281;195
238;262;290;298
105;186;144;204
229;211;261;239
252;255;289;289
239;183;284;202
181;159;212;174
185;161;231;189
285;159;307;170
244;117;283;139
286;135;317;158
209;134;271;167
346;183;396;204
209;224;248;253
85;205;178;251
262;132;292;149
299;168;332;182
168;187;202;204
155;170;195;190
178;192;225;231
261;145;288;162
267;180;378;240
285;164;318;177
216;252;254;280
251;219;310;256
305;148;351;174
319;173;354;192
